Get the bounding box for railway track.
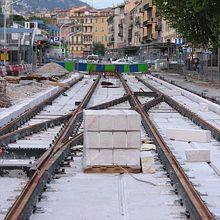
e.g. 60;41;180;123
0;76;96;157
1;73;219;219
0;75;84;136
136;75;220;140
119;74;214;220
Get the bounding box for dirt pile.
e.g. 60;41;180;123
0;78;11;107
35;63;68;77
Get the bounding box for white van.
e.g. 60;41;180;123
87;55;99;63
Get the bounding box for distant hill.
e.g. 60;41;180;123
15;0;89;12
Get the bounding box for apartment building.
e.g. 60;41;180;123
128;1;143;47
92;8;109;47
161;19;177;43
107;0;165;57
142;0;162;44
58;7;110;58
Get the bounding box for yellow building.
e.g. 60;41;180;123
68;8;110;58
92;9;110;48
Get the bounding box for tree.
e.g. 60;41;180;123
28;16;52;25
156;0;220;48
93;42;105;56
10;14;26;22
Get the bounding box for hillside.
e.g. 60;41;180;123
15;0;89;12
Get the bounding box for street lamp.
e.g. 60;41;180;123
2;0;23;46
59;21;75;49
2;0;22;65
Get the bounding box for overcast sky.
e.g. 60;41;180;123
82;0;124;8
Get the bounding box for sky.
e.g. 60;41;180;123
82;0;124;9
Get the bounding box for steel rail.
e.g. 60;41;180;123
119;74;214;220
0;76;84;136
143;95;164;112
136;76;220;141
88;94;130;110
5;76;100;220
0;114;71;147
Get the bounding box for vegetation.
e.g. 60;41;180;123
93;42;105;56
28;16;52;25
156;0;220;48
10;14;26;22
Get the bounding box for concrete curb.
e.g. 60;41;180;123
0;74;81;128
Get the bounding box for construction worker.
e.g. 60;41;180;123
0;148;3;156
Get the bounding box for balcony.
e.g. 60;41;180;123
118;23;123;28
72;41;83;44
83;32;92;35
156;9;161;17
129;24;133;30
143;19;152;27
143;3;152;11
142;34;153;43
155;24;162;31
135;17;141;25
83;41;93;45
118;32;123;37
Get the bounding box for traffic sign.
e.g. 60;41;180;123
175;38;183;45
50;37;60;43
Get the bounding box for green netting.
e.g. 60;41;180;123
104;64;115;72
124;64;130;73
138;64;148;73
65;62;74;71
87;64;97;72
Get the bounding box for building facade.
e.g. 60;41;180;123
161;19;177;43
50;7;110;58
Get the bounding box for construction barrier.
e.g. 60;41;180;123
0;64;33;77
56;61;148;73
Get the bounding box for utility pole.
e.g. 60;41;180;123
2;0;22;65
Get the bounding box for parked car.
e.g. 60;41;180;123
143;59;156;68
87;55;99;63
112;58;130;64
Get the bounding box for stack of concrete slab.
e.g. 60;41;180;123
83;110;141;171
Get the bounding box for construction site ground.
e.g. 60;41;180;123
155;72;220;104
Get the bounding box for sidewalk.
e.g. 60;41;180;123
153;72;220;104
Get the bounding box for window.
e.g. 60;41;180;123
96;18;98;23
102;27;104;32
96;27;98;32
76;47;78;51
102;18;104;23
102;36;104;42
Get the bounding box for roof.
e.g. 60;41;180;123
0;28;34;34
31;20;45;25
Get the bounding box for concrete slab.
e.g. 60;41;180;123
167;128;211;143
185;149;211;162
